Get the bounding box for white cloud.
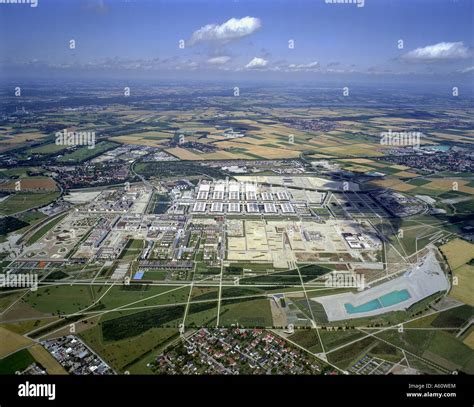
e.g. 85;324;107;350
403;42;470;62
188;17;261;46
459;66;474;73
245;57;268;69
207;56;231;65
83;0;109;15
288;61;319;71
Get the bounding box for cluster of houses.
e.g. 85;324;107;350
42;336;114;375
151;328;333;375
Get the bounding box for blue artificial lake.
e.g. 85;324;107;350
344;289;411;314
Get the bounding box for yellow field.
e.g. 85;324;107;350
390;183;418;192
319;143;385;157
216;140;301;158
440;239;474;306
424;179;474;195
340;159;412;173
206;134;228;141
370;178;417;192
0;132;46;145
363;161;396;169
0;318;58;335
0;327;34;358
391;164;411;170
345;165;372;173
448;265;474;306
430;132;474;144
308;137;342;147
307;153;333;159
110;135;168;147
440;238;474;270
28;344;68;375
133;131;173;138
395;171;419;178
463;330;474;350
165;147;248;160
341;158;377;165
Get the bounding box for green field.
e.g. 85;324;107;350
98;285;190;314
24;285;100;315
327;336;378;369
219;298;273;327
185;301;219;327
101;305;185;340
26;143;69;156
377;328;474;373
80;324;178;372
26;212;68;245
288;329;323;353
0;349;35;374
0;192;60;216
57;141;118;163
119;239;145;260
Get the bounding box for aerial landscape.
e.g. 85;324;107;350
0;0;473;395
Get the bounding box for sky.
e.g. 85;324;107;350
0;0;473;83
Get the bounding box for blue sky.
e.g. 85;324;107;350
0;0;473;82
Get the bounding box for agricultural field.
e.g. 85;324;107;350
0;178;58;192
440;239;474;306
0;80;473;380
57;141;119;163
0;192;60;216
